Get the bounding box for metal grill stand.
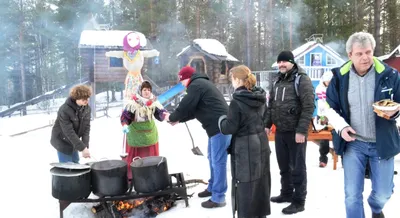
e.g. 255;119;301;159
59;173;189;218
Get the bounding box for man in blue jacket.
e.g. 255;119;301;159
325;32;400;218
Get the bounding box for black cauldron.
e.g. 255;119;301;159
130;156;170;193
90;160;128;196
50;167;91;200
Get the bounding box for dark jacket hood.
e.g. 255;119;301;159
233;86;266;108
188;72;209;86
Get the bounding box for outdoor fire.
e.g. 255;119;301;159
91;194;176;218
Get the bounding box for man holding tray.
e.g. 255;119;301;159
325;32;400;218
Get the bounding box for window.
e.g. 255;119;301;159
326;54;337;65
296;56;305;65
109;57;123;67
310;53;322;66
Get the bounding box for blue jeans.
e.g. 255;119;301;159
57;151;80;163
207;133;231;203
343;140;394;218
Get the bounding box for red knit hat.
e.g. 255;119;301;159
178;66;195;81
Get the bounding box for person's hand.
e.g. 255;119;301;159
319;116;329;125
82;148;91;158
168;121;179;126
122;124;129;133
164;112;170;122
265;128;271;135
295;133;305;143
341;126;356;142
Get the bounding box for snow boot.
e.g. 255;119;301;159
201;199;226;208
372;212;385;218
282;203;305;215
198;189;212;198
270;195;292;203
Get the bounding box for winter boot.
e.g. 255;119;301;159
282;203;305;214
372;212;385;218
201;199;226;208
270;195;292;203
198;189;212;198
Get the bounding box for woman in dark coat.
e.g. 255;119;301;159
218;65;271;218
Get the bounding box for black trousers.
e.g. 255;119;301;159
275;131;307;205
319;140;330;164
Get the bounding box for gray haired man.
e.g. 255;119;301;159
325;32;400;218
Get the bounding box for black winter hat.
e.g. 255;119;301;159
277;51;295;64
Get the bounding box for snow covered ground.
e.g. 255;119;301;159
0;95;399;218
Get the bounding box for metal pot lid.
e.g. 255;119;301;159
50;167;91;177
131;156;166;167
90;160;127;171
50;162;91;170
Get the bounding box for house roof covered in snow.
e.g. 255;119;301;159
271;41;345;68
378;45;400;61
78;30;151;49
177;39;239;62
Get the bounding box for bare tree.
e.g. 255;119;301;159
19;0;27;115
374;0;382;55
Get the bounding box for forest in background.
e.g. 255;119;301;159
1;0;399;106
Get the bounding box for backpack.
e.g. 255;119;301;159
273;72;305;97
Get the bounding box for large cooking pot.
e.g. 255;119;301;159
50;167;92;200
90;160;128;196
130;156;170;193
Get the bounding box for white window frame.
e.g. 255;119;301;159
296;56;305;65
310;52;323;66
326;54;337;65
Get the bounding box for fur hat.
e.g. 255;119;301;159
178;66;195;81
69;85;92;100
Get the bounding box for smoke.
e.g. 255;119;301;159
148;15;191;83
325;40;348;59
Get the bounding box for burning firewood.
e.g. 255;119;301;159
111;198;149;215
91;203;106;214
145;195;175;216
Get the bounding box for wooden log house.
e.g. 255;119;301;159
176;39;240;97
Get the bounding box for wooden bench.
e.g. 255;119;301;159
268;126;339;170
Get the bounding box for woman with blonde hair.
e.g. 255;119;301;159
218;65;271;218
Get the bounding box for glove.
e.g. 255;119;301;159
122;124;129;133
